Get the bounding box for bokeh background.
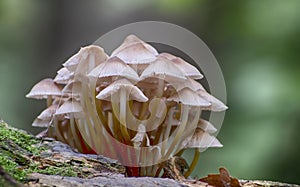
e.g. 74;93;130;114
1;0;300;184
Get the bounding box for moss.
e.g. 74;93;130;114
0;121;77;182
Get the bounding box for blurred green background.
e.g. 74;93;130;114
0;0;300;184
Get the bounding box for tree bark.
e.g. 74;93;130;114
0;121;298;187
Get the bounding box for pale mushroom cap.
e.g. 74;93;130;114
61;81;82;98
167;88;211;107
197;119;217;133
96;78;148;102
111;35;158;64
32;118;51;127
26;78;62;99
37;104;59;120
167;77;205;92
88;56;139;82
183;128;223;149
159;53;203;80
54;67;74;84
197;90;228;112
140;57;187;81
63;45;108;72
55;100;83;115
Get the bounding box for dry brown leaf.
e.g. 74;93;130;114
199;167;241;187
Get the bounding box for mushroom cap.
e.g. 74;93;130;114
96;78;148;102
167;77;205;92
61;81;82;98
111;35;158;64
55;100;83;116
197;119;217;133
54;67;74;84
63;45;108;72
140;57;187;82
183;128;223;149
197;90;228;112
159;53;203;80
167;88;210;107
88;56;139;82
37;104;59;120
26;78;62;99
32;118;51;127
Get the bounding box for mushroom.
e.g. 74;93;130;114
88;56;140;83
197;89;228;112
167;87;211;107
198;118;217;133
159;53;203;80
111;35;158;66
140;56;187;99
54;67;74;84
96;78;148;143
167;77;204;92
26;78;62;106
63;45;108;73
55;100;85;150
181;128;222;177
61;81;82;100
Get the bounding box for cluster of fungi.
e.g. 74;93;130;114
26;35;227;177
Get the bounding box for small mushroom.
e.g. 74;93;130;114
197;119;217;133
167;87;211;107
197;90;228;112
140;56;186;82
32;104;62;127
61;81;82;100
181;128;222;177
96;78;148;143
54;67;74;84
55;100;84;149
159;53;203;80
63;45;108;73
26;78;62;106
111;35;158;65
88;56;140;82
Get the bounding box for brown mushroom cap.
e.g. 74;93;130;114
96;78;148;102
26;78;62;99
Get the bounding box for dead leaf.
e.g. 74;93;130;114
199;167;241;187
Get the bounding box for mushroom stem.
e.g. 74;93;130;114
69;115;82;152
161;107;175;156
184;149;200;178
46;96;53;107
116;88;131;143
162;104;189;160
157;78;164;97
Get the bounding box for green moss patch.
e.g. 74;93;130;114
0;121;77;182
